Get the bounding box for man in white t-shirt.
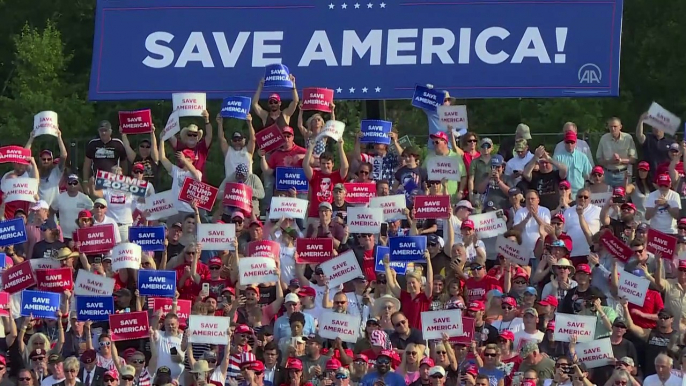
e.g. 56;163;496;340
513;190;551;263
563;188;601;260
40;353;68;386
513;308;544;351
25;126;68;207
505;139;534;186
646;174;681;234
643;354;681;386
92;198;122;244
51;174;93;242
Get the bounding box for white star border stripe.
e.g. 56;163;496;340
334;87;382;93
329;2;386;9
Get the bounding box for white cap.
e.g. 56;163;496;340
94;198;108;207
429;366;446;377
455;200;473;210
31;200;49;210
284;293;300;304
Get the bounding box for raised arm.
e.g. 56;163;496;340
158;136;173;173
383;254;402;298
251;78;268;123
338;139;349;178
121;132;137;163
303;141;315;179
635;112;648;145
282;75;299;117
246;114;256;155
202;110;213;148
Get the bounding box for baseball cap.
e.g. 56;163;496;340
592;166;604;175
514;139;528;152
298;286;316;297
559;180;571;190
232;132;245;140
94;198;108;207
508;187;521;197
480;138;494;148
519;341;539;357
289;278;300;288
538;295;559;307
419;358;435;367
621;202;637;211
658;173;672;187
235;324;253;334
333;183;346;191
104;371;119;381
658;309;673;319
244;285;260;296
551;213;565;224
613;318;627;328
502;296;517;307
209;257;222;267
564;131;578;142
638;161;650;171
284;293;300;304
455;200;473;210
67;174;79;182
669;143;680;152
490;155;504;167
499;330;515;342
231;211;245;220
428;367;446;377
31;200;49;211
282;126;294;135
524;287;537;296
575;264;592;275
325;358;341;370
618;357;634;367
249;219;263;228
523;307;539;317
429;132;449;142
461;219;475;230
319;202;333;211
613;186;626;197
467;301;485;312
48;353;64;364
81;349;97;364
132;163;145;172
268;93;281;102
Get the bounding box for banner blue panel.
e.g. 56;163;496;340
89;0;623;101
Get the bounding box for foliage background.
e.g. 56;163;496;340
0;0;683;187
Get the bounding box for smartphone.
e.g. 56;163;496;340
170;347;178;355
612;196;625;204
94;257;102;264
202;283;210;293
380;223;388;237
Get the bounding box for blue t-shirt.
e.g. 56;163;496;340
479;368;505;386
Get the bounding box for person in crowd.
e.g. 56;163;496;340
645;173;681;234
26;129;68;208
252;77;299;130
158;138;203;222
525;146;568;210
51;174;93;244
596;118;637;187
218;113;256;176
553;122;594;166
121;127;159;184
83;121;128;190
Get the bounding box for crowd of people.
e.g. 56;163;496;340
0;78;685;386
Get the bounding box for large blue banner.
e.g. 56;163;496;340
89;0;623;101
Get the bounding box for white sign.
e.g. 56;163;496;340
645;102;682;135
197;223;236;250
172;93;207;117
30;258;60;271
469;211;507;239
318;311;361;343
369;195;406;221
421;309;464;340
188;315;229;344
617;270;649;307
238;257;278;285
33;111;59;137
317;120;345;142
553;313;597;343
161;110;181;141
496;236;527;266
74;269;115;296
268;197;308;220
320;250;362;289
144;190;179;220
576;338;613;369
590;192;611;207
426;156;461;181
0;178;38;203
111;243;142;271
438;105;468;131
347;207;383;234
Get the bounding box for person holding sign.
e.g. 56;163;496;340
158;139;203;220
303;136;349;221
120;126;159;184
168;110;214;181
83;121;128;190
425;132;466;198
89;166;137;242
297;103;336;160
25;129;68;208
1;155;39;220
383;253;433;330
220;163;264;218
353;131;401;183
252;77;299;130
216;112;256;177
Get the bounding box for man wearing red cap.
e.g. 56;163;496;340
424;131;466;198
524;145;568;210
408;358;434;386
552;131;591;196
553;122;594;167
600;186;638;243
303;136;349;221
646;173;681;234
158;138;203;220
252;75;299;130
26;125;68;207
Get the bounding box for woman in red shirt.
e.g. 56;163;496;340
382;253;433;330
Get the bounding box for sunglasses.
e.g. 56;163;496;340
68;181;79;186
502;306;514;311
577;195;589;199
376;358;390;365
466;139;477;143
556;266;571;271
41;158;53;162
133;170;144;174
66;369;78;373
104;379;117;384
428;242;438;247
140;145;151;149
19;378;32;382
94;204;106;209
31;357;45;362
484;352;497;358
186;251;197;256
378;280;387;285
232;138;244;142
335;374;349;380
435;351;447;355
353;360;366;365
359;170;370;175
210;266;221;270
659;316;672;320
122;376;134;381
512;280;527;285
268;100;279;105
100;341;111;347
130;359;145;364
254;371;264;376
334;301;347;305
206;359;217;364
430;375;444;379
187;133;198;137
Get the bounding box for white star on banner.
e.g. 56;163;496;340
328;3;335;9
336;87;343;93
375;87;381;92
354;2;360;8
367;2;373;8
341;3;348;9
362;87;368;93
380;2;386;7
349;87;356;93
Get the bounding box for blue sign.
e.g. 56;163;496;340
88;0;623;101
375;246;408;275
411;86;445;112
275;167;308;192
360;120;392;145
0;218;27;247
21;290;60;320
0;253;6;269
264;64;293;88
138;270;176;297
221;96;252;119
129;226;166;252
76;296;115;322
389;236;427;262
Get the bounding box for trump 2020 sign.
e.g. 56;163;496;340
89;0;623;100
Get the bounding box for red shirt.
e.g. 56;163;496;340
175;140;210;182
400;290;430;330
501;355;522;386
465;275;502;302
0;191;30;220
175;261;210;300
267;145;307;169
358;349;401;368
112;272;128;291
202;278;233;298
307;169;345;218
628;288;664;329
361;249;376;281
462;150;481;173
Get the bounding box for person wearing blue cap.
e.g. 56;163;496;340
471;154;513;213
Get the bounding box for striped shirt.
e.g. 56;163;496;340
134;368;152;386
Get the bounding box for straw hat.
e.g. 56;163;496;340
190;360;210;373
180;124;204;141
373;294;401;317
552;258;575;274
55;247;79;261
